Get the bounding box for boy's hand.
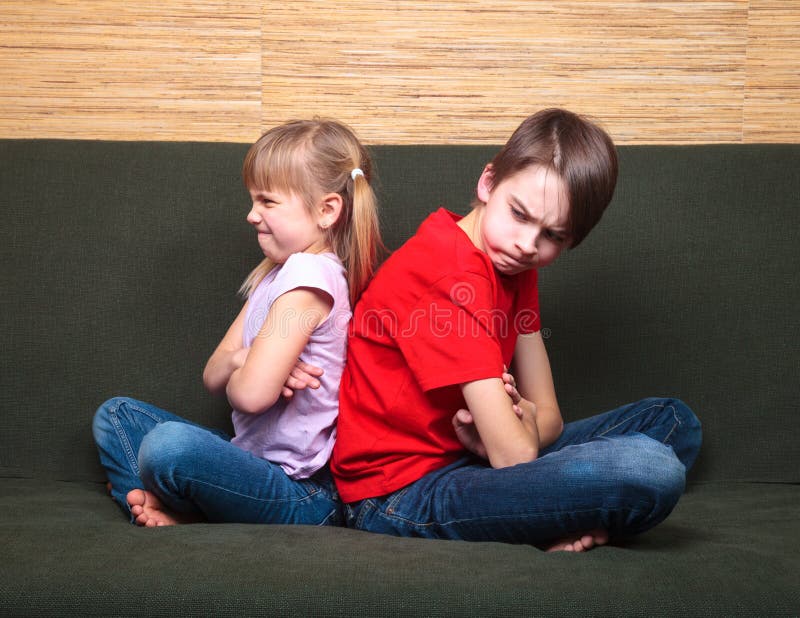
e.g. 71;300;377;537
281;360;324;399
452;408;488;459
452;404;527;459
502;365;523;409
453;367;536;459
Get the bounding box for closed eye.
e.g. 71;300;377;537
510;205;527;221
544;229;567;243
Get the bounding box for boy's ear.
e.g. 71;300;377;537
476;164;495;203
318;193;344;230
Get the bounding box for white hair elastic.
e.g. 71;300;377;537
351;168;365;181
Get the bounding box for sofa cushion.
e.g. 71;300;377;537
1;479;797;615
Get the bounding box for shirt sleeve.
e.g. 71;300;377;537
395;272;505;392
268;253;343;305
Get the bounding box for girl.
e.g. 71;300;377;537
93;119;381;527
328;108;702;551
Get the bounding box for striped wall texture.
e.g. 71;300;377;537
1;1;798;144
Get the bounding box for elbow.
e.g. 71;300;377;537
202;368;223;397
226;385;279;415
489;444;538;469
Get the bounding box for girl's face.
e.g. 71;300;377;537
246;187;330;263
473;164;571;275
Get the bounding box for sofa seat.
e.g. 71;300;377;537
2;478;797;615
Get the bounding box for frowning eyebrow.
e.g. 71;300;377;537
250;189;278;200
510;194;568;234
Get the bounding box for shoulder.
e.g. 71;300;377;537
388;209;492;277
274;253;346;296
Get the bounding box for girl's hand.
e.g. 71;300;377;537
281;360;324;399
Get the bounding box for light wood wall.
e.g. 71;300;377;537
1;1;797;144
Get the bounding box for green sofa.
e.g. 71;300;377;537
1;139;798;616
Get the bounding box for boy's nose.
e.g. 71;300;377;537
516;231;539;257
246;207;260;224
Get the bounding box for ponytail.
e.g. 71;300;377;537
339;168;382;306
239;118;384;305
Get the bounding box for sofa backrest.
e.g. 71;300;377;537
1;140;798;484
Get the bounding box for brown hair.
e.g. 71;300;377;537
483;108;618;248
240;119;383;306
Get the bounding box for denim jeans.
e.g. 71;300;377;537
345;398;702;544
92;397;342;525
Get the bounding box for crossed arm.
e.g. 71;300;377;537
285;329;564;469
454;331;564;468
202;288;333;414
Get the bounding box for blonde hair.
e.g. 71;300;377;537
239;119;383;306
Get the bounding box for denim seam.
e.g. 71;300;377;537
108;400;163;477
355;499;376;529
375;502;655;531
597;400;678;447
661;403;680;446
171;474;322;506
384;486;411;515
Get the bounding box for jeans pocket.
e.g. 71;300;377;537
383;486;411;517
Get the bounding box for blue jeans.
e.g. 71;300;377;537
345;398;702;544
92;397;342;526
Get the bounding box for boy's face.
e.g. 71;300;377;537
474;164;570;275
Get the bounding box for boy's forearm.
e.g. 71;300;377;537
461;379;540;468
534;404;564;448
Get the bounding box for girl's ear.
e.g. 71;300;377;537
318;193;344;230
476;164;495;203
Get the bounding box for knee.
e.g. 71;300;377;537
139;420;192;457
138;421;190;479
614;434;686;513
138;421;215;481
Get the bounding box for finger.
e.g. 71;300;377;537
504;382;522;403
292;368;321;389
296;361;324;376
282;386;294;398
512;404;523;418
288;371;319;390
454;408;474;424
285;376;303;390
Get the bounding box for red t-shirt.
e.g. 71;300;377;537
331;209;541;502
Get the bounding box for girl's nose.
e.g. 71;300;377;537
246;207;260;224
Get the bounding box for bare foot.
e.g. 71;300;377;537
126;489;184;527
545;529;609;553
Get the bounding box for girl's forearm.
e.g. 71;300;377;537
225;364;281;415
203;348;247;396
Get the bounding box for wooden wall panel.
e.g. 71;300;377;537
1;1;798;144
744;1;800;142
263;1;749;144
0;1;262;142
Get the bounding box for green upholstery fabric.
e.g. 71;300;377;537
1;140;798;615
1;480;797;615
